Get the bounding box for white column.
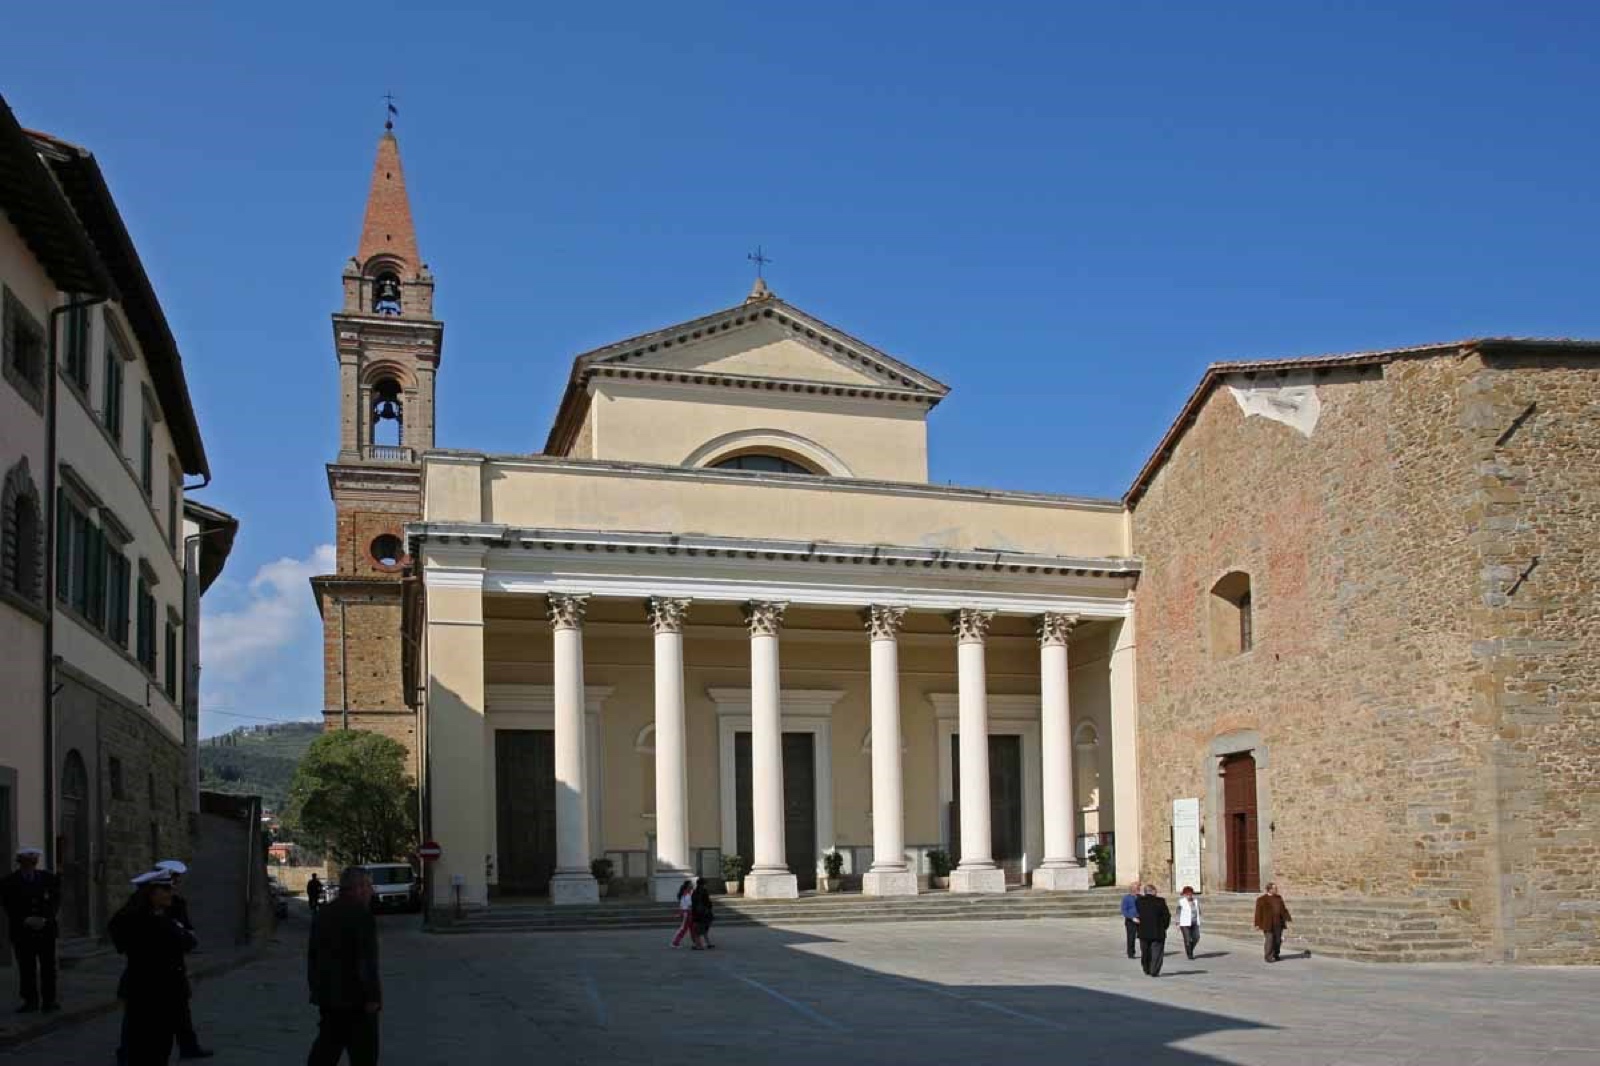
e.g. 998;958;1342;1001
548;594;598;904
862;606;917;897
648;597;692;902
743;601;798;899
1034;612;1089;891
949;608;1006;894
1109;614;1142;886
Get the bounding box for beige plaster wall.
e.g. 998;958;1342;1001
638;323;889;387
0;211;55;852
587;379;930;481
424;456;1128;560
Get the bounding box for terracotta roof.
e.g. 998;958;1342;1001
1123;337;1600;507
28;129;209;477
356;130;420;272
0;96;112;297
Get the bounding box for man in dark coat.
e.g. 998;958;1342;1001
156;859;214;1059
307;867;381;1066
1254;881;1292;962
1133;883;1171;977
307;873;325;914
0;847;60;1012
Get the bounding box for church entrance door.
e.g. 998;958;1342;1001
1221;752;1260;893
495;730;557;896
950;734;1026;884
734;732;819;891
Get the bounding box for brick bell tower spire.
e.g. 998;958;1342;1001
311;116;444;772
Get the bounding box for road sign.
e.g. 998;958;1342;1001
418;841;443;862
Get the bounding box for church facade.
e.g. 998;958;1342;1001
316;128;1598;962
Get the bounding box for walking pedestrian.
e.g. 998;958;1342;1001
669;880;695;948
1134;883;1171;977
307;873;325;915
1176;885;1201;960
1253;881;1292;963
0;846;60;1013
155;859;214;1059
307;866;382;1066
1120;881;1141;959
690;879;715;950
109;869;197;1065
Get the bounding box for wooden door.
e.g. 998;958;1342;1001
951;735;1025;882
495;730;556;896
1221;752;1260;893
734;732;818;891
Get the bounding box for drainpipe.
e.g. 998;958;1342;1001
44;293;109;872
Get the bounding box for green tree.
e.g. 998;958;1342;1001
283;731;417;866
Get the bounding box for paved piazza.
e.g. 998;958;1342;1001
6;913;1598;1065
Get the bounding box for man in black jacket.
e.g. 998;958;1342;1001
0;847;60;1012
307;867;381;1066
1133;883;1171;977
155;859;214;1059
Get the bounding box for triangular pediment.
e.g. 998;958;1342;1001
571;296;950;397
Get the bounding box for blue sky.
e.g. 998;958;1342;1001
6;2;1598;735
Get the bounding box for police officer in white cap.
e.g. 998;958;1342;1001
154;859;212;1059
110;868;196;1064
0;846;60;1012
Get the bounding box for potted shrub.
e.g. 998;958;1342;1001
1087;844;1116;888
721;854;747;895
927;849;952;890
819;849;845;893
590;857;614;898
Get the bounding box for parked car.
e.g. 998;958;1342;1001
266;874;290;919
358;863;422;913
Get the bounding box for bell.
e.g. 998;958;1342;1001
376;400;399;421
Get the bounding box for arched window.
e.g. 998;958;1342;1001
370;378;404;447
710;453;815;475
1073;722;1101;812
1209;571;1254;658
2;458;44;605
372;271;402;315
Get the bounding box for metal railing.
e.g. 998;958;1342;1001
362;445;415;462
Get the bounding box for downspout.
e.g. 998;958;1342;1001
44;293;109;872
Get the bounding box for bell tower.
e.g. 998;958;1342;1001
311;120;442;770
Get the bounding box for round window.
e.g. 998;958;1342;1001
370;534;404;569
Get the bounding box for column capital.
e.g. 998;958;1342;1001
743;600;788;637
1036;612;1081;647
546;593;589;631
950;608;994;645
863;605;907;641
646;596;692;635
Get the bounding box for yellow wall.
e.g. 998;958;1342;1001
424;455;1129;560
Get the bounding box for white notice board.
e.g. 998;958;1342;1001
1173;797;1201;893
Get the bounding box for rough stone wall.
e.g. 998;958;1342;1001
317;583;416;771
99;694;190;887
1130;357;1497;947
1463;350;1600;962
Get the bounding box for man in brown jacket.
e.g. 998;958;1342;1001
1253;882;1291;962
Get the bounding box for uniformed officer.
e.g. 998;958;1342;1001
156;859;214;1060
110;869;196;1065
0;846;61;1013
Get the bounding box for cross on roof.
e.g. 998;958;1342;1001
747;245;772;280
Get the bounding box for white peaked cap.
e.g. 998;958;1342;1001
131;869;174;886
156;860;188;875
15;846;44;858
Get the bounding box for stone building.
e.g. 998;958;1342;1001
0;102;236;941
320;124;1597;962
1128;343;1600;963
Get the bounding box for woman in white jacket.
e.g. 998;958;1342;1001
1177;886;1202;959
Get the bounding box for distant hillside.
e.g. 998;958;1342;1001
198;722;322;814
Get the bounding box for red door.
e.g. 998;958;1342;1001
1221;752;1260;893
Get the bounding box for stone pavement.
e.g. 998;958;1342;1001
3;913;1598;1065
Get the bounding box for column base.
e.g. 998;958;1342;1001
949;866;1007;894
1031;863;1091;891
744;870;799;899
550;872;600;905
652;873;691;903
862;869;919;897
